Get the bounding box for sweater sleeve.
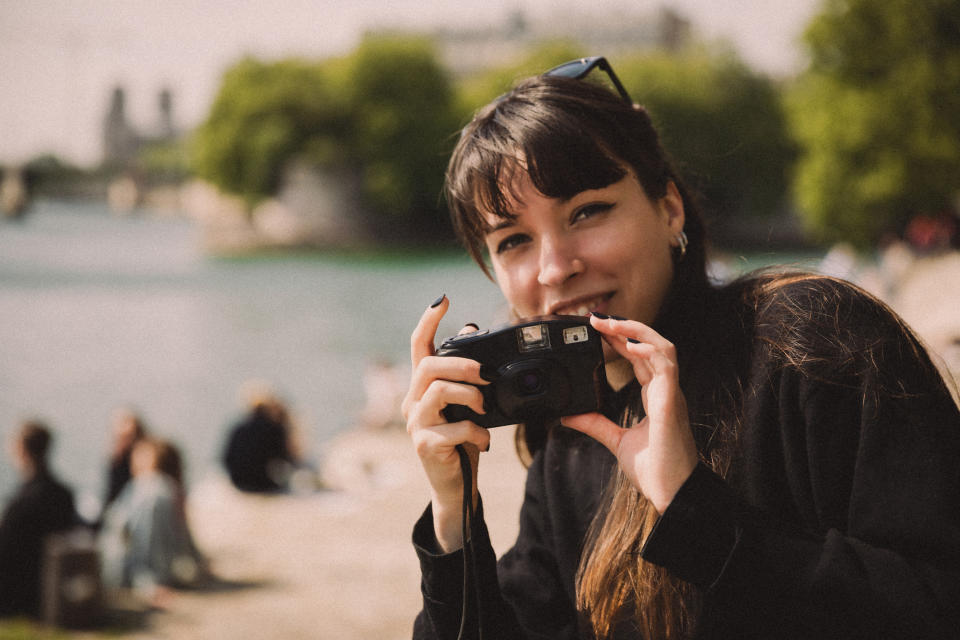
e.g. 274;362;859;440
412;442;587;640
642;279;960;639
412;499;529;640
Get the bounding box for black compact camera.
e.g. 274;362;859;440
436;315;607;428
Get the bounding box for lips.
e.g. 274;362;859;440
549;293;614;317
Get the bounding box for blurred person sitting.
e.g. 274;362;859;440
99;438;208;604
0;420;78;617
223;385;300;492
100;407;148;522
359;357;407;430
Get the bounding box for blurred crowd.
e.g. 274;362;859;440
0;384;312;628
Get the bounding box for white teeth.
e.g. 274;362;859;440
555;298;605;316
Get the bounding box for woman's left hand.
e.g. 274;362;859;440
563;314;698;514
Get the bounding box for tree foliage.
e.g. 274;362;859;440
454;41;586;117
786;0;960;247
192;57;348;205
192;37;457;240
343;36;460;233
617;50;795;231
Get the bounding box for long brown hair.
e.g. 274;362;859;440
575;279;747;639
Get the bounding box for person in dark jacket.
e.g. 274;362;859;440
0;420;77;617
223;386;299;492
402;58;960;639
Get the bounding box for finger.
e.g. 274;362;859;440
562;412;625;455
624;340;657;386
404;355;488;419
411;294;448;368
410;420;492;458
589;314;673;350
458;323;480;335
589;315;677;383
626;339;679;383
417;379;486;420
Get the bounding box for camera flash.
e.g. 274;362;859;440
518;324;550;351
563;326;589;344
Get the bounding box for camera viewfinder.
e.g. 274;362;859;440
518;324;550;352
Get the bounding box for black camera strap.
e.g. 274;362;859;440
455;444;484;640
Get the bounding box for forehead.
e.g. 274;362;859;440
477;168;553;230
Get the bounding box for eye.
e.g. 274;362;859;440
495;233;530;254
571;202;614;223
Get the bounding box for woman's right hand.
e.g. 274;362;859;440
402;295;491;552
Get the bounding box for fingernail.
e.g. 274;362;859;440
591;311;609;319
483;442;491;452
611;315;628;321
627;337;640;344
464;322;479;330
430;294;446;308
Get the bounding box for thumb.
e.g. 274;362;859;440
562;412;624;455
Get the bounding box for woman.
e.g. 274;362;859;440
100;438;207;603
403;58;960;639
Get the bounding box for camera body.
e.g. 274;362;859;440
436;315;607;428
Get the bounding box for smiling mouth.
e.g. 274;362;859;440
552;293;614;317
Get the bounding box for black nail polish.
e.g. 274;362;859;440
430;294;446;308
627;337;641;344
464;322;479;330
483;442;491;452
611;315;628;321
591;311;610;319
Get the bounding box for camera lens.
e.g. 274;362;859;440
516;370;544;395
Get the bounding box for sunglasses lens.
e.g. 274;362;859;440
544;56;632;105
545;58;597;80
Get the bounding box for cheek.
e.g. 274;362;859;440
493;261;539;315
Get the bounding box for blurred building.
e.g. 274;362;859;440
102;86;179;169
376;6;691;76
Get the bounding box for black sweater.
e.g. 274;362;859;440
412;277;960;639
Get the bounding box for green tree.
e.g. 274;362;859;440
342;36;460;239
192;38;458;242
455;41;586;118
617;50;795;236
192;57;349;206
786;0;960;247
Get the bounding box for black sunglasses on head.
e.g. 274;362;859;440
544;56;633;105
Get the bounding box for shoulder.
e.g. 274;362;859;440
734;273;943;389
23;474;73;504
743;273;909;351
749;273;889;325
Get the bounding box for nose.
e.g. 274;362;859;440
537;235;583;287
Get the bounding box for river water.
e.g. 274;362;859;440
0;200;504;515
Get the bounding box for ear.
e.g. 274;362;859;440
659;181;686;236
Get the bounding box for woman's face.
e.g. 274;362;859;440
482;167;685;358
130;442;157;476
